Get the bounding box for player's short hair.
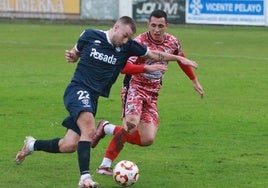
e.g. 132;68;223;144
117;16;137;34
149;9;167;23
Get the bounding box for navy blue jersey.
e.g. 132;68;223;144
71;29;148;97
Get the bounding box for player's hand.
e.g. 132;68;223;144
65;49;79;62
192;78;204;98
144;64;167;72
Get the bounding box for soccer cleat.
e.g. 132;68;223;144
96;166;113;176
91;120;109;148
78;174;99;188
15;136;36;164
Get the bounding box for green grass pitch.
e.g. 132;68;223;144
0;21;267;188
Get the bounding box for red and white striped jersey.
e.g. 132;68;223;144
126;31;185;94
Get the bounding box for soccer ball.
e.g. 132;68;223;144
113;160;139;187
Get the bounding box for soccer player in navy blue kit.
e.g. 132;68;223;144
15;16;198;188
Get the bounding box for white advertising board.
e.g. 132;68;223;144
186;0;265;26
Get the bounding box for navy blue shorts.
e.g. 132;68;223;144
61;82;99;135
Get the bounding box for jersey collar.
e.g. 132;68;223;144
105;30;113;46
147;31;166;45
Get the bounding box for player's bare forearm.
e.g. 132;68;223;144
177;56;198;69
146;50;198;68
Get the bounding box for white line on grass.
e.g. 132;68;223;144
1;40;70;47
188;53;268;61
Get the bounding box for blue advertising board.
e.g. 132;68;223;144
186;0;265;26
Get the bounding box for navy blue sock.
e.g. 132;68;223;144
34;138;60;153
77;141;91;175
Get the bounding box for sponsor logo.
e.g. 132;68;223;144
115;47;121;52
189;0;203;15
127;104;135;110
94;40;101;45
90;48;117;64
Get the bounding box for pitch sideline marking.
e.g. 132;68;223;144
188;53;268;61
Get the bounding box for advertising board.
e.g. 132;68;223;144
133;0;186;24
186;0;265;26
0;0;80;19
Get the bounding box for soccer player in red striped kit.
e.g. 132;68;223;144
92;10;205;175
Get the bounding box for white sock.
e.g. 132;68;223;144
100;157;112;168
104;123;116;135
28;140;35;152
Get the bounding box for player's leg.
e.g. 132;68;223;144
96;116;140;176
15;129;80;164
91;84;130;148
105;120;138;158
119;92;159;146
91;120;116;148
102;115;158;148
96;86;142;176
137;95;159;146
95;118;157;176
96;129;128;176
92;118;139;148
58;129;80;152
111;115;158;147
64;85;98;188
137;121;158;146
76;111;99;188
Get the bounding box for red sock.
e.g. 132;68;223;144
113;126;122;135
113;126;141;145
105;128;128;161
105;129;142;161
125;130;142;146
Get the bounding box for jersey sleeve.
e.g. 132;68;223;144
75;30;89;52
178;61;196;80
129;40;149;57
175;46;196;80
121;61;145;74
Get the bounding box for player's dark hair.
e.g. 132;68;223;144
149;9;167;22
118;16;137;34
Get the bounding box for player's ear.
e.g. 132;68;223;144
113;24;119;32
166;22;169;28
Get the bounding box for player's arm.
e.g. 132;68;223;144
145;50;198;69
177;52;196;80
177;53;204;98
192;78;204;98
121;61;166;74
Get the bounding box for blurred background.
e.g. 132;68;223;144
0;0;267;26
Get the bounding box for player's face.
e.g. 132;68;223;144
112;24;134;47
147;16;168;41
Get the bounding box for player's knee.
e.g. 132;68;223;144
125;115;139;126
141;137;155;146
59;141;77;153
81;126;96;139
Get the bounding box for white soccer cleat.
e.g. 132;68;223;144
15;136;36;164
96;166;113;176
78;174;99;188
